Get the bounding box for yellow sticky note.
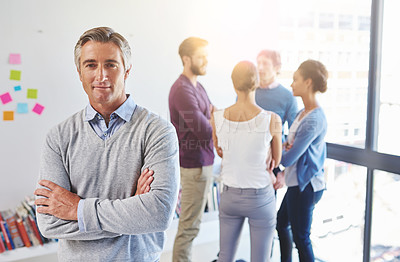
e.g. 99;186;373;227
3;111;14;121
27;89;38;99
10;70;21;81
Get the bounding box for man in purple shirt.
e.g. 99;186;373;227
169;37;214;262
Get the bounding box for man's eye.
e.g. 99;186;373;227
86;64;96;68
106;63;117;68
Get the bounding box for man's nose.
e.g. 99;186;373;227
95;66;107;81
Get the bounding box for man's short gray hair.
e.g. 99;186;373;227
74;27;132;71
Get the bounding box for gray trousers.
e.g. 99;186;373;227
218;185;276;262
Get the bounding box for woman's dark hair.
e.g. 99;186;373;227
298;60;328;93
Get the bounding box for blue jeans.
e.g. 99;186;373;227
276;184;323;262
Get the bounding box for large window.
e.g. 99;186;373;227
313;160;366;261
371;171;400;261
275;1;400;261
378;0;400;156
277;0;371;148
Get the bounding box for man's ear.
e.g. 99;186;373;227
182;55;191;67
77;67;83;82
124;65;132;80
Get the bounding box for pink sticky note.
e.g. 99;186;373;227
0;92;13;105
9;53;21;64
32;103;45;115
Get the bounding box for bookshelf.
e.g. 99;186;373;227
0;241;58;262
0;178;221;262
0;212;220;262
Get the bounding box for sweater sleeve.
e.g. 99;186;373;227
281;113;322;167
173;84;212;141
285;95;298;128
36;130;121;240
81;121;180;235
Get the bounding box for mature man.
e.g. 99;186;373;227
169;37;214;262
34;27;179;262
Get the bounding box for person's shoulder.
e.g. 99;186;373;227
302;108;327;129
314;107;327;124
48;110;85;135
276;84;293;95
262;110;281;123
169;76;194;99
213;108;224;115
171;75;191;90
133;106;175;131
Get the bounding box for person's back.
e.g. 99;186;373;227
214;109;273;188
211;61;281;262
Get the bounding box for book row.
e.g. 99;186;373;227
0;196;56;254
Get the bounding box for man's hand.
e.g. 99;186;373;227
283;141;293;151
273;171;285;190
134;168;154;196
34;180;81;221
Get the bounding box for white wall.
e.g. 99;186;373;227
0;0;279;209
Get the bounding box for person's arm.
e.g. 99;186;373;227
35;169;154;221
280;115;322;167
79;122;179;235
269;113;282;184
210;107;223;158
270;113;282;166
286;95;298;128
174;85;212;141
34;131;121;240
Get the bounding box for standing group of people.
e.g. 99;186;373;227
169;38;328;262
34;26;328;262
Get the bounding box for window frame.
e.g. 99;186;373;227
326;1;400;261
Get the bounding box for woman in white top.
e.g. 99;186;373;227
211;61;282;262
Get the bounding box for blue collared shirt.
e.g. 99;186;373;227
84;95;137;140
78;95;136;231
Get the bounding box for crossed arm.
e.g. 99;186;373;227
34;169;154;221
34;122;179;240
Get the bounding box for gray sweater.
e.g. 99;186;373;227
36;105;180;262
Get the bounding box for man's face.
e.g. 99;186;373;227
190;46;208;76
78;41;130;109
257;56;277;84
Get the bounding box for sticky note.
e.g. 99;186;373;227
9;54;21;64
3;111;14;121
0;92;13;105
10;70;21;81
27;89;38;99
14;85;22;91
32;103;45;115
17;103;29;114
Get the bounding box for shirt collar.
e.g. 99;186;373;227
259;81;279;89
84;95;137;122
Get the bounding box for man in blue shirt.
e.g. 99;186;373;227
255;50;298;131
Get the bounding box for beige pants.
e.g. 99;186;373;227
172;165;214;262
